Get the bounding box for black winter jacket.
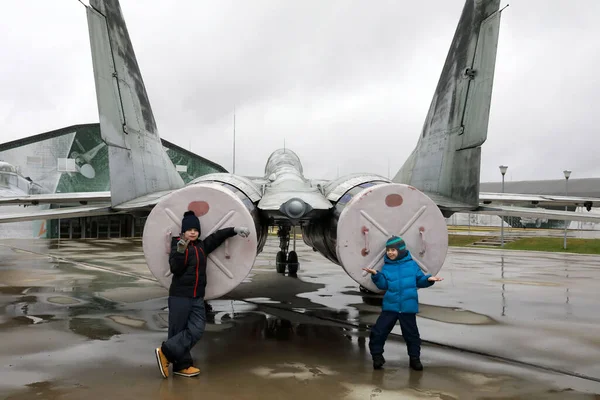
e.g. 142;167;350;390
168;227;236;298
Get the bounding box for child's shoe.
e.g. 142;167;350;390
155;347;169;378
174;366;201;377
409;357;423;371
372;354;385;370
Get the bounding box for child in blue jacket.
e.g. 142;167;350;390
363;235;443;371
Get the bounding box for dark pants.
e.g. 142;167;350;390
161;296;206;371
369;311;421;358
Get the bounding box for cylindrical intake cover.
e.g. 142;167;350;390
336;183;448;292
142;183;258;299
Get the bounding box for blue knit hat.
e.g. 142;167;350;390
181;210;201;234
386;235;408;258
386;235;406;250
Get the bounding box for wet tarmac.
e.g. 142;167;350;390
0;237;599;399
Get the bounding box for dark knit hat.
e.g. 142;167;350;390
386;235;408;258
181;210;201;234
386;235;406;250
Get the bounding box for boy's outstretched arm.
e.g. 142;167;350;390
416;267;435;288
203;228;237;255
203;227;250;255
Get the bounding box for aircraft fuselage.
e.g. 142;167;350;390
257;148;332;225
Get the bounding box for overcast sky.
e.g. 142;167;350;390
1;0;598;183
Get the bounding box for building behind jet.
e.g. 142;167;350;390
0;123;226;238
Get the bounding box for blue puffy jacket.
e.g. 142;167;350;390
371;251;434;313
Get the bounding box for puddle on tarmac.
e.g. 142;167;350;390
47;296;81;305
107;315;146;328
352;299;496;326
22;315;45;324
96;286;167;303
0;315;54;329
3;380;87;400
0;287;29;295
68;318;121;341
418;304;496;325
244;297;280;304
341;383;458;400
251;362;338;380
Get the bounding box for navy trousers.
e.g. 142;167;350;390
161;296;206;371
369;311;421;358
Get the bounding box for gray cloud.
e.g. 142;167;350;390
1;0;598;184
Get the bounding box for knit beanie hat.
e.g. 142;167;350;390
386;235;408;258
181;210;201;234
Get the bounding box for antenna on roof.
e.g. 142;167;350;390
387;158;390;179
232;108;236;174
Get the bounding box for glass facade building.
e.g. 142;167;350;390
0;123;227;238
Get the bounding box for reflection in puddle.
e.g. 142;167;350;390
342;383;458;400
69;318;121;341
107;315;146;328
353;299;496;326
251;362;338;380
418;305;496;325
244;297;280;304
23;315;45;324
3;380;86;400
47;296;81;305
0;315;53;329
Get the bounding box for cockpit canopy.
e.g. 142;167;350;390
264;148;303;176
0;161;18;174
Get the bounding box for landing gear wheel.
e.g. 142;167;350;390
276;251;287;273
287;251;299;275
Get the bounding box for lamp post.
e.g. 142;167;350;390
499;165;508;247
563;170;571;249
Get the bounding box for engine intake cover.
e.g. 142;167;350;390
142;183;258;299
336;183;448;293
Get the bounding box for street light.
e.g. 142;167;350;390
499;165;508;247
563;170;571;249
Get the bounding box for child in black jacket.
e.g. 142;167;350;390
155;210;249;378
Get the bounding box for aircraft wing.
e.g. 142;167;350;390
0;189;175;223
112;190;175;210
424;192;478;213
472;205;600;223
479;192;600;208
381;190;600;223
0;191;111;206
0;205;119;223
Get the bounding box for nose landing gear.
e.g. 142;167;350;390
275;226;299;275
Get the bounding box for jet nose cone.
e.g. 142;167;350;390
284;199;306;218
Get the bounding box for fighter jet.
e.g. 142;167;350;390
0;161;46;196
2;0;600;299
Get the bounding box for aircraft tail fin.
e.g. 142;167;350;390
393;0;504;212
86;0;184;207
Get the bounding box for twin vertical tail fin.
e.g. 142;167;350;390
393;0;504;214
86;0;184;207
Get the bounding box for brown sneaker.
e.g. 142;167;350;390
155;347;169;378
174;366;201;377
